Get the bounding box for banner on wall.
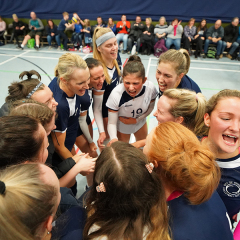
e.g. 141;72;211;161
0;0;238;22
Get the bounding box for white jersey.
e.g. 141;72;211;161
106;80;157;134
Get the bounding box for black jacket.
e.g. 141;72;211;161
224;23;238;43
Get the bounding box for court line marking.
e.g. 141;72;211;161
0;52;90;61
0;47;93;55
146;57;152;78
149;64;240;73
0;51;30;66
150;58;240;66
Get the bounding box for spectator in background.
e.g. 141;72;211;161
203;19;224;60
56;12;73;51
95;16;106;28
46;19;59;49
18;12;44;51
154;16;168;43
182;18;197;55
222;17;239;59
83;19;92;50
12;14;26;48
194;19;207;58
127;16;144;55
116;15;131;54
0;16;6;45
72;18;83;50
165;18;183;50
141;17;155;55
107;18;116;35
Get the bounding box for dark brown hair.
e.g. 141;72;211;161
197;19;207;33
84;141;171;240
0;116;45;168
9;99;54;127
85;58;103;70
123;55;145;81
5;70;44;103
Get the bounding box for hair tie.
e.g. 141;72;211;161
96;182;106;192
146;163;154;174
26;82;43;99
0;181;6;195
195;94;198;102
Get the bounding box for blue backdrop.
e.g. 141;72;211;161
0;0;238;23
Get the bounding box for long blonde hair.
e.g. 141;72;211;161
163;88;207;136
93;27;121;84
158;49;190;76
54;53;87;81
148;122;220;205
0;163;58;240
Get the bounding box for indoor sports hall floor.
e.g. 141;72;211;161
0;44;240;198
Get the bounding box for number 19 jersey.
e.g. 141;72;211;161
106;80;157;134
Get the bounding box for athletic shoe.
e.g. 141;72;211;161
202;53;206;58
219;54;223;58
122;50;127;54
34;46;39;51
57;46;61;50
226;54;232;59
216;55;220;60
48;46;52;50
127;51;131;55
17;45;23;50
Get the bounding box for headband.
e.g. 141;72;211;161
96;32;115;47
0;181;6;195
26;82;43;99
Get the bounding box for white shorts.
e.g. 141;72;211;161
117;118;146;134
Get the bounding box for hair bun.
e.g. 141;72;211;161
0;181;6;195
128;55;142;63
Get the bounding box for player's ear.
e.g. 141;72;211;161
142;77;147;84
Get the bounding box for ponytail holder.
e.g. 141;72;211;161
26;82;43;99
0;181;6;195
146;163;154;174
96;182;106;192
195;94;198;102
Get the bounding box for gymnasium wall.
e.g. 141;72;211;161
0;0;238;23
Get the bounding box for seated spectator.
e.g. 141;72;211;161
83;141;171;240
72;18;83;50
116;15;131;54
237;26;240;61
46;19;59;49
194;19;207;58
140;18;155;55
73;12;85;26
182;18;197;54
127;16;144;54
203;19;224;60
18;12;44;51
0;16;6;45
95;16;106;28
12;14;26;48
82;19;92;50
165;18;183;50
222;17;239;59
56;12;74;51
107;17;116;35
154;16;168;43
